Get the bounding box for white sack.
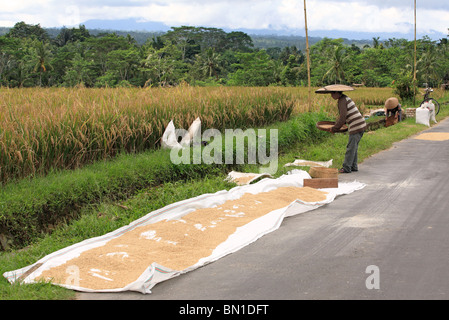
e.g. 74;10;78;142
416;106;430;127
180;117;201;147
422;101;437;124
162;118;202;149
3;170;365;294
161;120;182;149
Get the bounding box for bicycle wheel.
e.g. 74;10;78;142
420;98;440;115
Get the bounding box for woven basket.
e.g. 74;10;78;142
309;166;338;179
316;121;348;133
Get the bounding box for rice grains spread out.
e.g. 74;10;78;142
295;161;325;167
414;132;449;141
38;186;327;290
232;175;257;185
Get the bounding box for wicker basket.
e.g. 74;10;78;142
309;166;338;179
316;121;348;133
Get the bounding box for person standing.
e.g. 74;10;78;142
316;84;366;173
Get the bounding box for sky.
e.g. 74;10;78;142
1;0;448;40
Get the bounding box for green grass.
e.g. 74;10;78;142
1;98;448;300
0;176;236;300
0;111;330;251
0;148;227;249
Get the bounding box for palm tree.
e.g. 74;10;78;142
322;45;349;84
14;60;30;88
372;37;384;49
0;52;14;84
200;48;221;80
32;41;53;86
418;49;440;87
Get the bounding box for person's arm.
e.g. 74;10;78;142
332;98;347;132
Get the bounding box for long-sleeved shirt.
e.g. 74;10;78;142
332;94;366;135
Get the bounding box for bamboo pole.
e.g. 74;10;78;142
304;0;312;112
413;0;417;105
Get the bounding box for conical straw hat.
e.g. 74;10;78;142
384;97;399;109
315;84;355;94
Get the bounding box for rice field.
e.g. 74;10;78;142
0;86;295;183
0;85;402;184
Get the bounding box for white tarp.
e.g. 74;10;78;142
3;170;365;294
284;159;333;168
225;171;273;185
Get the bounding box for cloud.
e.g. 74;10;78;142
343;0;449;11
135;0;289;30
301;1;449;36
0;0;447;39
305;1;409;32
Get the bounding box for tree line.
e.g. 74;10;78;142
0;21;448;92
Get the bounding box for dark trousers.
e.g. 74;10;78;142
342;131;364;172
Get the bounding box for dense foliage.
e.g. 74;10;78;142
1;22;448;89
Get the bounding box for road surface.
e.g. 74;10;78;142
78;118;449;300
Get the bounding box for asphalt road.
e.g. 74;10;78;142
78;118;449;300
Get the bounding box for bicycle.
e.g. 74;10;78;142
419;87;440;115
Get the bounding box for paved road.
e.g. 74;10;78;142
78;118;449;300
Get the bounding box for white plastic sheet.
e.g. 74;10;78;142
3;170;365;294
284;159;333;168
225;171;273;185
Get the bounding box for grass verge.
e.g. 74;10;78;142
1;105;448;300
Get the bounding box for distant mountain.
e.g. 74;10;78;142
79;21;372;49
306;28;446;42
82;18;172;33
80;18;447;42
1;18;445;49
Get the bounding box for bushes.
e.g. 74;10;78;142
392;71;418;102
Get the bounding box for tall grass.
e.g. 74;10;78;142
0;84;426;184
0;86;295;184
